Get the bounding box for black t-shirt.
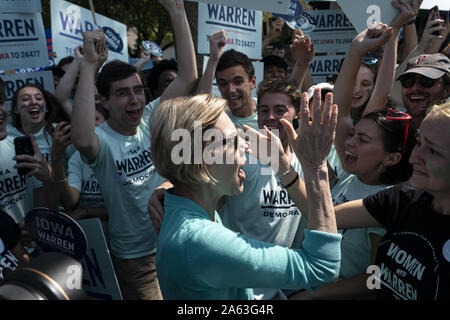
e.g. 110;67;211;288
0;209;21;281
363;183;450;300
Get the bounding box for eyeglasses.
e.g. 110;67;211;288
386;110;412;154
206;133;240;152
399;75;436;88
113;85;145;98
222;134;240;151
362;57;378;65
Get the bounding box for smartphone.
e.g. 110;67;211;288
293;118;299;130
14;136;34;176
431;6;441;36
61;122;71;134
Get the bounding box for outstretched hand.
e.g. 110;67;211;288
281;89;337;170
242;125;288;174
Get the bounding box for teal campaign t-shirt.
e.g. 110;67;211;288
82;98;165;259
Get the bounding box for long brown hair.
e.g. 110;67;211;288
11;83;60;141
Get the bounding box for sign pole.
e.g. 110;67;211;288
88;0;98;25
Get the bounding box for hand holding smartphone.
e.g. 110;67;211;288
14;136;35;176
431;6;441;36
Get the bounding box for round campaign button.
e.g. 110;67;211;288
25;208;88;260
0;238;5;254
142;40;163;56
443;239;450;262
285;12;316;33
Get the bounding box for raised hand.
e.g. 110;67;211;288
418;7;449;53
51;122;72;162
390;0;422;30
290;30;315;67
82;29;106;65
242;125;288;174
350;23;393;56
281;89;338;170
208;30;227;63
265;17;285;43
159;0;184;13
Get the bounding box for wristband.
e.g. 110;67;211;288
406;19;416;25
283;173;299;189
278;166;293;178
55;177;67;183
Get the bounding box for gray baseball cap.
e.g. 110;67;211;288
397;53;450;80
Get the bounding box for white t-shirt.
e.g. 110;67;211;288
81;98;165;259
0;137;41;222
226;97;259;130
328;148;388;279
68;151;105;209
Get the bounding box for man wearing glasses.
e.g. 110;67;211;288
397;53;450;127
70;0;197;300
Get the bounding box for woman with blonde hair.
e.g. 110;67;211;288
151;93;342;300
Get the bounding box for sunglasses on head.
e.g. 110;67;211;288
362;57;378;65
385;109;412;155
399;75;437;88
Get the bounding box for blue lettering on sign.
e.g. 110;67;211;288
102;27;123;54
310;13;353;32
207;4;256;32
4;77;44;98
58;11;94;41
82;248;106;288
0;18;37;42
310;59;342;74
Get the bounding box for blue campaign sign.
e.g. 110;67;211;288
25;208;88;260
78;218;122;300
1;70;55;109
0;13;49;70
142;40;163;57
102;26;124;54
50;0;128;64
272;0;303;22
285;11;316;33
198;2;263;59
0;0;42;13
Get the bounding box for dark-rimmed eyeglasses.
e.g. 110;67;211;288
399;75;437;88
386;110;412;154
207;133;240;151
362;57;378;65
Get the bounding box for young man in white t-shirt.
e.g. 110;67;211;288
70;0;197;300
